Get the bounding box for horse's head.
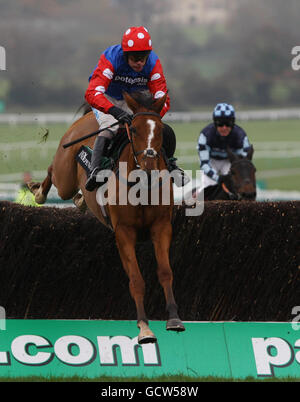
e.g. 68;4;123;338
123;91;167;174
227;146;257;200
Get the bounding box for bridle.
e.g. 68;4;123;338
125;111;162;169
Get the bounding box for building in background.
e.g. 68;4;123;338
153;0;238;25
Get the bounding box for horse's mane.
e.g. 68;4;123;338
76;101;92;116
76;90;156;117
129;90;156;110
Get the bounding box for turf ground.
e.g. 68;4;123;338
0;119;300;191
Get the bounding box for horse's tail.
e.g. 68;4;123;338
75;101;92;116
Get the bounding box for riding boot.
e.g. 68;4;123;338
85;136;111;191
167;157;190;187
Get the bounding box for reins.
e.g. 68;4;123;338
221;182;241;200
62;121;120;149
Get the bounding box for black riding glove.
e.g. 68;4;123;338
218;174;227;185
108;106;132;125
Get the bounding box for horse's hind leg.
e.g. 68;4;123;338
151;220;185;332
115;225;157;344
27;164;53;204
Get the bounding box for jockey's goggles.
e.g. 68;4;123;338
126;50;151;62
215;119;234;128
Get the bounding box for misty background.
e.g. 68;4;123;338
0;0;299;112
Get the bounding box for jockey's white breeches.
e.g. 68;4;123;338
92;95;132;140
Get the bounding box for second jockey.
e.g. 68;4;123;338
197;103;252;191
85;26;189;191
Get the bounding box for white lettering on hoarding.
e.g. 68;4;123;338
54;335;96;366
97;336;160;366
1;334;160;368
11;335;53;365
252;337;300;377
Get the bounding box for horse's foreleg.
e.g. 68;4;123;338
151;221;185;332
115;225;156;344
27;165;53;204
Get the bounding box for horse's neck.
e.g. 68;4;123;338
118;144;136;172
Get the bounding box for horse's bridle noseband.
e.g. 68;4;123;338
125;111;162;169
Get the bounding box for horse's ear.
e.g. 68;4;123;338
227;147;238;163
152;93;168;115
123;91;140;113
247;145;254;160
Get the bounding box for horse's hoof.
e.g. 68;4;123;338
27;182;46;204
138;334;157;344
166;318;185;332
73;193;87;213
35;193;46;204
137;320;157;344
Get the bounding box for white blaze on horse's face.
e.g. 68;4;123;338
146;119;156;150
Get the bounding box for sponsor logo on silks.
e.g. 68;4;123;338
252;337;300;377
114;75;148;86
0;335;161;367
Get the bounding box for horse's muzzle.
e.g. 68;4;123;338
143;148;158;158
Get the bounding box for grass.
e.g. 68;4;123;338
0;119;300;191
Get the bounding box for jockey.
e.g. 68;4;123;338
197;103;252;190
85;26;189;191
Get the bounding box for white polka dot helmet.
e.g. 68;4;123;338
122;26;152;52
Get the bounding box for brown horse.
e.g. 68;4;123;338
28;91;185;343
192;146;257;201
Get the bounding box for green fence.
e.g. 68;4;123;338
0;320;299;379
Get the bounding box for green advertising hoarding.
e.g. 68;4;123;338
0;320;299;379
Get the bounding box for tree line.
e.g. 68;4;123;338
0;0;299;111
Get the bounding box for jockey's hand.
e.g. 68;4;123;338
108;106;132;125
218;174;227;185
